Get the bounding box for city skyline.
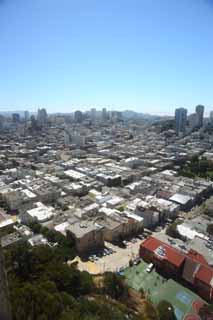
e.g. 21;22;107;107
0;0;213;114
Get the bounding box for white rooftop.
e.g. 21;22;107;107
169;193;192;205
27;203;55;222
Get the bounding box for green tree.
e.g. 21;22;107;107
157;300;177;320
103;272;129;301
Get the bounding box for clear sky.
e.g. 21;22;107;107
0;0;213;115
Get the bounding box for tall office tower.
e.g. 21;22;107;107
116;111;123;121
195;105;204;128
37;108;47;125
0;115;5;129
12;113;20;123
209;111;213;127
175;108;187;135
90;108;96;122
24;110;29;122
74;110;83;123
102;108;108;121
188;113;198;130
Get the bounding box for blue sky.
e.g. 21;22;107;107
0;0;213;115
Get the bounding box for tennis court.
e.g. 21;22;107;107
151;279;204;320
124;261;165;294
124;263;204;320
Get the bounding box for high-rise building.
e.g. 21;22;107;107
195;105;204;128
209;111;213;127
188;113;198;130
90;108;96;122
175;108;187;135
0;115;5;129
12;113;20;123
24;110;29;122
74;110;83;123
37;108;47;125
102;108;108;121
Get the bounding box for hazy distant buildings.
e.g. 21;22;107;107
37;108;47;125
64;130;70;146
102;108;108;121
12;113;20;123
90;108;96;122
24;110;29;122
74;110;83;123
210;111;213;127
195;105;204;128
71;134;85;147
175;108;187;135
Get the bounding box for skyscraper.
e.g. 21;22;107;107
37;108;47;125
188;113;198;130
90;108;96;122
175;108;187;135
209;111;213;127
101;108;108;121
24;110;29;122
12;113;20;123
195;105;204;128
74;110;83;123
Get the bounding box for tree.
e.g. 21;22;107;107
103;272;129;301
157;300;177;320
28;221;41;234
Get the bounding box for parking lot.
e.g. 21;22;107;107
70;237;144;274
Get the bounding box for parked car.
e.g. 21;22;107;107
179;244;187;250
146;263;154;273
138;234;144;240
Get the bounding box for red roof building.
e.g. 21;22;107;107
140;236;213;302
140;236;185;277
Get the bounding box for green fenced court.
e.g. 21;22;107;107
124;262;205;320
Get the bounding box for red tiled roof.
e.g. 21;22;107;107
141;236;185;267
195;264;213;286
188;249;208;266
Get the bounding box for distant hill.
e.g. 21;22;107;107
122;110;163;121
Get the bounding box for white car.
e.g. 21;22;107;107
146;263;154;273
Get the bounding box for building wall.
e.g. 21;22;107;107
194;278;212;302
76;229;104;254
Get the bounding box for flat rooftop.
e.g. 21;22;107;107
67;220;103;238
